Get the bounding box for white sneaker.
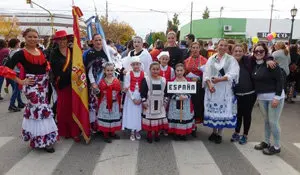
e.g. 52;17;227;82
130;134;135;141
135;131;141;140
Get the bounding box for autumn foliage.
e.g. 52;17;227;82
99;16;135;45
0;16;22;39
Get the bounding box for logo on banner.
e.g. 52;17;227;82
167;82;197;94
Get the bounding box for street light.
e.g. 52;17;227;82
290;5;298;44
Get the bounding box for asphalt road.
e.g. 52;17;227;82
0;92;299;175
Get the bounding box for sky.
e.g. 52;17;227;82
0;0;299;38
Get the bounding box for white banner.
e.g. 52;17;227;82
167;82;197;94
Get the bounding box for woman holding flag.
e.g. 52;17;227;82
50;30;81;142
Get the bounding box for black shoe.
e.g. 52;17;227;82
180;135;187;141
208;133;217;142
173;135;179;141
103;137;112;143
191;130;197;138
0;96;3;100
215;135;222;144
254;142;270;150
154;137;160;142
8;105;21;112
18;103;26;109
147;137;153;143
263;146;281;155
44;147;55;153
110;133;120;140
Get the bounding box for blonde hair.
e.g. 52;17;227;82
276;42;289;56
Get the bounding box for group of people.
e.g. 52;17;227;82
0;27;299;157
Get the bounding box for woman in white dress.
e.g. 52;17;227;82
203;39;239;144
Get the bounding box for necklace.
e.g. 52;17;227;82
254;65;262;75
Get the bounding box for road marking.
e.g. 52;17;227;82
235;142;300;175
5;139;73;175
294;143;300;150
93;140;139;175
0;137;14;148
172;140;222;175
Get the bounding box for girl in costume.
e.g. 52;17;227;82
141;62;168;143
122;56;144;141
168;63;194;140
158;51;175;82
97;63;122;143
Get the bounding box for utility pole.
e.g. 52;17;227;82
269;0;274;33
106;1;108;22
26;0;54;35
190;1;193;34
220;6;224;18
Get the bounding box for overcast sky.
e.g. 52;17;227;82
0;0;299;38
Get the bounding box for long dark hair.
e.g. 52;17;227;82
252;42;269;59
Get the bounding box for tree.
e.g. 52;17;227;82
152;32;167;43
167;13;180;33
99;16;135;45
202;6;210;19
0;16;22;39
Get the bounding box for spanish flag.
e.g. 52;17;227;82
71;6;90;143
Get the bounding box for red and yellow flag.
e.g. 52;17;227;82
71;6;90;143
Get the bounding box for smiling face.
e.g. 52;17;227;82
131;62;141;72
93;34;102;50
232;46;244;61
160;55;170;66
150;64;160;78
253;46;266;60
24;31;39;48
217;40;228;56
167;33;176;46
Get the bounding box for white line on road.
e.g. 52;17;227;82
5;139;74;175
93;140;139;175
0;137;14;148
235;142;300;175
172;140;222;175
294;143;300;150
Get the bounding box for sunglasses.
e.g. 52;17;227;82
254;50;265;54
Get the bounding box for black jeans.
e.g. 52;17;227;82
235;93;257;135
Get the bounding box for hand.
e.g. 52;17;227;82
191;78;198;82
133;99;141;105
143;103;148;110
179;95;187;101
123;88;129;92
21;78;35;86
209;86;216;93
123;70;127;75
271;99;279;108
91;83;98;89
266;60;277;69
211;77;221;84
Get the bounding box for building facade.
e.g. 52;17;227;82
180;18;300;42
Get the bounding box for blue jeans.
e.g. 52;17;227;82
0;76;4;94
8;79;23;106
258;99;284;147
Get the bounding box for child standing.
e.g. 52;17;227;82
168;63;194;140
141;62;168;143
122;56;144;141
97;63;122;143
158;51;175;82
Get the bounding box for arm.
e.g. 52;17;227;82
6;50;21;69
141;78;148;102
273;67;284;99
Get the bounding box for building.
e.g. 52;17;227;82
0;12;86;38
180;18;300;42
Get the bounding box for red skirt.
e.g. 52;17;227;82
56;85;80;138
